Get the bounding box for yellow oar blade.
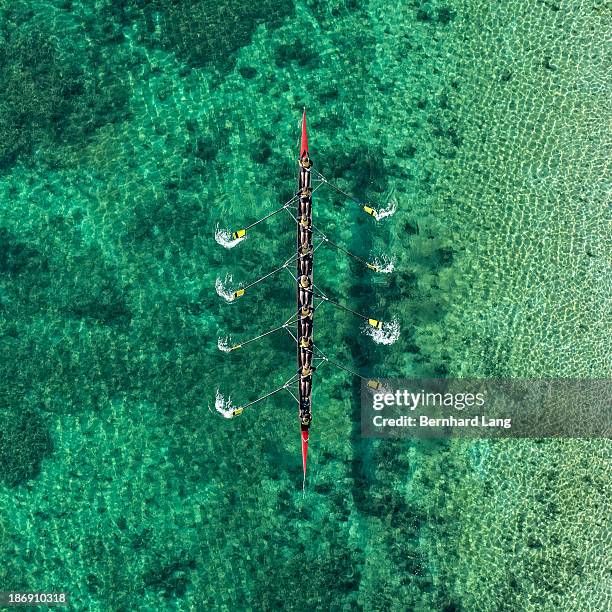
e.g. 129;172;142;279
363;205;378;218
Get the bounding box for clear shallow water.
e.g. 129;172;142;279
0;0;610;610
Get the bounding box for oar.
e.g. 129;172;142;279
230;194;299;240
217;373;300;418
313;169;380;219
229;253;298;300
309;223;384;271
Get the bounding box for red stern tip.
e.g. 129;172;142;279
301;425;309;480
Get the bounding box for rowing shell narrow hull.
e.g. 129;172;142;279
297;110;313;480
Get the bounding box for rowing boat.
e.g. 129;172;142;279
296;111;314;482
216;110;394;488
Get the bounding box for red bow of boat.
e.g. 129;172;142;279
300;109;309;158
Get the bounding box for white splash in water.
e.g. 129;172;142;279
214;390;238;418
215;224;246;248
215;274;238;302
364;318;401;345
217;336;233;352
370;253;396;274
375;199;397;221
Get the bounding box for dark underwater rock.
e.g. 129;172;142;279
0;7;129;171
143;0;294;71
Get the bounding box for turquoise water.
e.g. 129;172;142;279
0;0;610;610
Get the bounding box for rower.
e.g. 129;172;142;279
299;275;311;289
300;365;317;378
300;337;312;348
299;244;312;256
300;306;312;318
299;155;312;169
